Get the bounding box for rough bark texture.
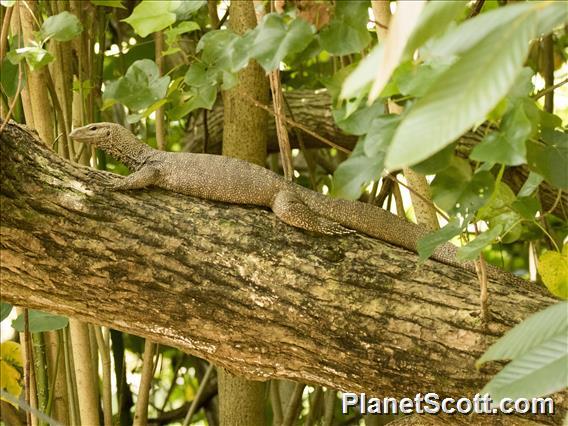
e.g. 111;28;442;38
221;0;269;166
186;90;566;218
1;122;565;424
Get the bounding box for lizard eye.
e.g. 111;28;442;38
89;126;98;131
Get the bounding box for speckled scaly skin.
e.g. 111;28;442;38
69;122;523;284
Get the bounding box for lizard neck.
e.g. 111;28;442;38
104;131;154;171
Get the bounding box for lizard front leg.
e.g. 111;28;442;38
109;166;159;190
271;190;353;235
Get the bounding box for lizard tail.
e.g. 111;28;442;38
299;189;528;286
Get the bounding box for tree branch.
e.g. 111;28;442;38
0;122;564;423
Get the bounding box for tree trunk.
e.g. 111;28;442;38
0;122;565;424
218;1;270;424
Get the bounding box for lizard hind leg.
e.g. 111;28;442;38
271;190;354;236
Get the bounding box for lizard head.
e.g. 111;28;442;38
69;122;125;150
70;122;151;170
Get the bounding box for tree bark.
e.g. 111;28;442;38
0;122;565;424
185;90;566;218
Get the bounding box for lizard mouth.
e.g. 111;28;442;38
69;129;96;145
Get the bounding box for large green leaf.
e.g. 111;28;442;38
403;0;467;58
103;59;170;111
122;0;180;38
479;302;568;365
340;44;383;100
39;11;83;42
319;0;371;56
425;2;566;59
386;6;539;169
248;14;314;71
363;115;400;157
12;310;69;333
482;337;567;401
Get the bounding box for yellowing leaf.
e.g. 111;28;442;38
539;249;568;300
1;341;23;404
1;341;22;368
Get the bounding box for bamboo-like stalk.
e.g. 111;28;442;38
154;30;167;151
18;0;55;145
281;382;305;426
322;389;336;426
95;327;113;426
44;331;69;425
133;341;157;426
31;333;48;426
69;319;100;426
62;327;79;426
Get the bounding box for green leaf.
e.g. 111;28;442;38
478;302;568;400
167;85;217;119
482;337;567;401
174;0;206;20
319;0;371;56
417;219;463;261
103;59;170;111
403;0;467;58
90;0;126;8
471;103;532;166
511;196;540;221
1;58;19;98
431;161;494;214
395;60;452;98
0;303;13;322
331;144;384;200
362;115;400;158
479;302;568;365
122;0;180;38
456;224;503;261
197;30;239;69
341;44;383;100
477;182;516;221
517;172;543;197
526;130;568;190
538;250;568;300
39;11;83;42
12;310;69;333
386;3;558;170
184;62;213;87
248;14;314;71
333;101;384;136
411;143;455;175
164;21;200;56
426;2;560;60
6;46;54;71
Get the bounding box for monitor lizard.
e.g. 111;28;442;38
70;122;525;285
